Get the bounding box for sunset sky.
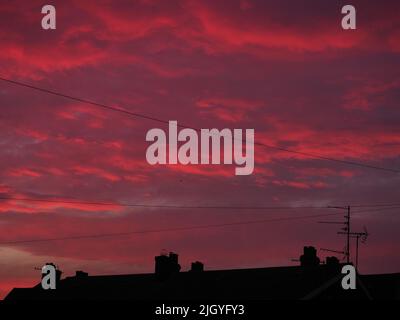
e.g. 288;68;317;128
1;0;400;299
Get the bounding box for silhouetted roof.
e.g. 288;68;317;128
5;264;396;301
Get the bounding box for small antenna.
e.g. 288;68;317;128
320;248;345;254
339;228;369;270
362;226;369;243
320;206;369;268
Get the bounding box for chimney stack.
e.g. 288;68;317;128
155;251;181;279
300;246;320;268
190;261;204;272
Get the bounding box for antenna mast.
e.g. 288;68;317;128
320;206;351;263
345;206;351;263
320;205;369;269
338;229;369;270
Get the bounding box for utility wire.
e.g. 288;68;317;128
352;203;400;208
0;212;343;245
352;206;400;214
1;76;399;174
0;196;329;210
2;196;400;211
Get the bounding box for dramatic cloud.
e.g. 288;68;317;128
0;0;399;299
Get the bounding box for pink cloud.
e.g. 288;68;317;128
73;165;121;182
8;168;42;178
197;97;263;122
0;0;400;300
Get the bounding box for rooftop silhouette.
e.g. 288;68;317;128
4;247;400;301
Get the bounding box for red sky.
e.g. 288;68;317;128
1;0;400;299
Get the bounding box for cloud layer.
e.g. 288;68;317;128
0;0;400;298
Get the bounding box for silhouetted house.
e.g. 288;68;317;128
4;247;400;301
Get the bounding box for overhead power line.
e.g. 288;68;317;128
0;196;329;210
353;206;400;214
2;196;400;211
352;203;400;208
1;76;399;174
0;212;343;245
